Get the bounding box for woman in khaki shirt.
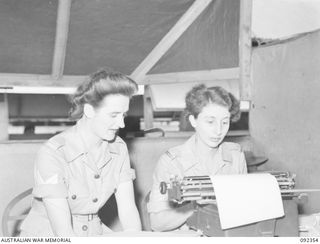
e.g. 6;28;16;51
148;84;247;231
20;69;141;236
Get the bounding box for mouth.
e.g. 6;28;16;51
210;137;221;142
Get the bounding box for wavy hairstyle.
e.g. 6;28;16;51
69;68;138;119
185;84;241;122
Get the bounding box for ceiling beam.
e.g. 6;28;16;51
0;74;144;94
131;0;212;83
0;86;76;94
0;67;238;92
51;0;72;79
0;74;86;87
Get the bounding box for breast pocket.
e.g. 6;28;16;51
68;180;90;212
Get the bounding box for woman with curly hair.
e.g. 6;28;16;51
20;68;141;236
147;84;247;232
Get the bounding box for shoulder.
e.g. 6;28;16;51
38;128;75;158
45;132;67;151
163;143;185;161
155;144;186;175
158;136;193;166
34;132;70;170
114;136;126;145
35;133;68;162
220;142;242;152
220;142;242;162
107;136;128;156
154;145;185;180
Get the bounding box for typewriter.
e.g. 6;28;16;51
160;172;308;237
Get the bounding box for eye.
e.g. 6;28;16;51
222;120;230;125
110;113;118;118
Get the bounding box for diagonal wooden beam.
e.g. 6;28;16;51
131;0;212;83
51;0;72;79
142;68;240;85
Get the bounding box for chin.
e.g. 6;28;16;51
103;133;117;142
207;143;219;148
106;136;117;142
206;140;222;148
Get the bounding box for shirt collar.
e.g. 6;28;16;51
180;135;232;173
220;142;234;163
180;135;200;172
63;122;120;163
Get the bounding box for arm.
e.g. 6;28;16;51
150;203;194;232
148;153;193;231
114;142;141;231
43;198;76;236
115;180;142;231
239;151;248;174
33;143;74;236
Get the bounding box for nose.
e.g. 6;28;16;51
118;115;125;129
215;121;223;136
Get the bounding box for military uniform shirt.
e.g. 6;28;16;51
20;122;135;236
147;135;247;213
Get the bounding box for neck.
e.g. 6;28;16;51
194;134;218;160
77;117;104;151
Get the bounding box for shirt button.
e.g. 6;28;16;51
94;174;100;179
71;195;77;200
92;198;98;203
82;225;88;231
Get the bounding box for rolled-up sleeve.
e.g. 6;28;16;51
118;145;136;184
239;151;248;174
147;154;179;213
32;144;68;198
119;168;136;183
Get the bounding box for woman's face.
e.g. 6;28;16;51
189;103;230;148
89;94;129;141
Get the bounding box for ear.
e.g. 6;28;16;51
188;115;197;129
83;103;95;118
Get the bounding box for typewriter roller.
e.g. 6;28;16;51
160;171;296;204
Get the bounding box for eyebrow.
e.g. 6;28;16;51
205;116;230;119
109;111;128;115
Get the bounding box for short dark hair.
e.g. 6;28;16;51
185;84;241;122
69;68;138;119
